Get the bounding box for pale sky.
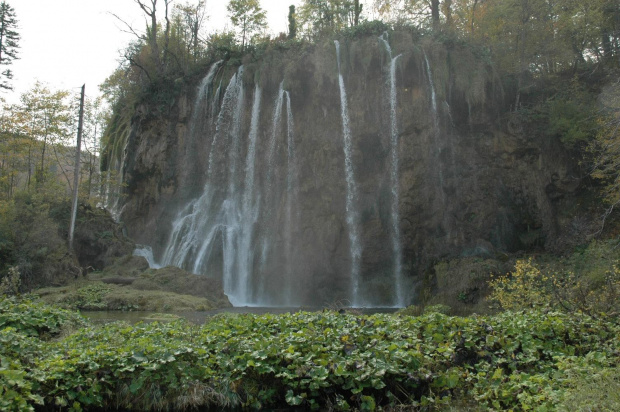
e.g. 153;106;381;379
6;0;303;104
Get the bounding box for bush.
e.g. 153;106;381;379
0;296;87;338
0;267;20;296
0;301;616;410
488;257;620;318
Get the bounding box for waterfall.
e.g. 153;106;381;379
160;66;254;306
423;52;439;129
423;51;446;203
211;81;222;121
208;66;244;179
106;139;129;222
236;85;262;304
255;83;285;300
334;40;362;306
379;32;405;307
284;91;297;305
192;60;222;120
133;244;161;269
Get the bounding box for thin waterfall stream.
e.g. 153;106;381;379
334;40;363;306
379;32;405;307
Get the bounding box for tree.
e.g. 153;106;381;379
112;0;173;80
17;83;72;186
591;108;620;227
298;0;361;38
227;0;267;50
372;0;448;30
0;1;19;90
0;103;28;197
354;0;363;26
172;1;208;63
288;5;297;39
79;96;107;201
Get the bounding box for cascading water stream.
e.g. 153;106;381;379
228;75;246;198
191;60;222;123
211;81;222;122
208;66;244;179
379;32;405;307
284;91;297;306
133;244;161;269
423;51;446;205
107;139;130;222
160;65;254;306
423;52;439;130
254;83;285;302
235;85;262;304
334;40;362;306
161;68;243;271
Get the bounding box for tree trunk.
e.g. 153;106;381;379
602;28;612;60
443;0;453;27
431;0;440;31
27;145;31;188
354;0;362;26
471;0;479;35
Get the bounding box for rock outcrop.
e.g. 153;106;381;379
105;31;583;306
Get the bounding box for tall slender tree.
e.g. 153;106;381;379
227;0;267;50
288;5;297;39
0;1;19;91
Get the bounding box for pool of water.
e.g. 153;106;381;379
82;306;400;325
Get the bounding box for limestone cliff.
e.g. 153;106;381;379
105;30;583;306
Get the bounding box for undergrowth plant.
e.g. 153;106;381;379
1;296;619;411
488;258;620;319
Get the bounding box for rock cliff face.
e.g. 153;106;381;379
108;31;582;307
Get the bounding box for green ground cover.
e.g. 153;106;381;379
1;296;618;411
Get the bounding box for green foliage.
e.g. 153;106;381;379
396;304;423;316
341;20;389;39
206;31;240;60
288;5;297;39
557;362;620;411
0;1;20;91
0;191;76;289
227;0;267;50
0;296;86;338
488;254;620;318
298;0;364;39
488;259;550;310
589;92;620;207
423;303;451;315
0;266;20;296
0;296;619;411
68;284;112;310
539;77;598;148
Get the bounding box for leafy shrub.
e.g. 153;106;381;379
0;297;618;411
396;305;423;316
423;304;451;315
69;283;112;310
342;20;390;39
0;296;87;338
0;192;80;290
488;258;620;318
0;328;44;412
557;357;620;411
0;267;20;296
488;259;550;310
